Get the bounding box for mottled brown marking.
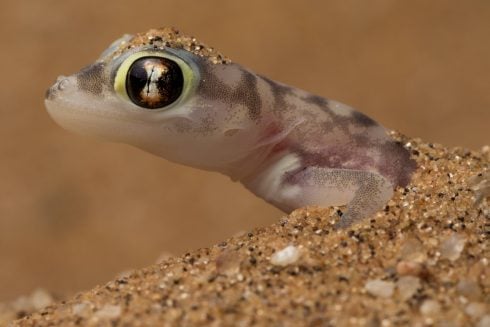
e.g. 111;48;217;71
234;71;262;120
76;63;105;95
259;75;293;109
302;94;329;108
351;111;378;127
199;63;262;121
45;87;55;100
292;143;376;173
378;141;417;187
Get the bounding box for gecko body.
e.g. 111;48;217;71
45;28;416;228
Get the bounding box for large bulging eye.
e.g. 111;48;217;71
126;57;184;109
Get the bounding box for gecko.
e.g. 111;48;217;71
45;27;416;228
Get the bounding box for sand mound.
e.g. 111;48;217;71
7;135;489;326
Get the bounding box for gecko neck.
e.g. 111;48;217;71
216;75;314;183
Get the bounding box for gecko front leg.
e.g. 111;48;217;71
243;153;393;228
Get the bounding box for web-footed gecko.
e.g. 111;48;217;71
45;27;416;228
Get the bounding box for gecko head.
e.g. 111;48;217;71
45;28;265;171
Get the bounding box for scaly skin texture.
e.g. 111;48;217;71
45;27;416;228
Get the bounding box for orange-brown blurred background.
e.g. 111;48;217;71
0;1;488;301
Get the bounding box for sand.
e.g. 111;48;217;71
3;133;489;326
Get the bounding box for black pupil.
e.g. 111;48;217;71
126;57;184;109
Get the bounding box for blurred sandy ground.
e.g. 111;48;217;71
0;0;488;301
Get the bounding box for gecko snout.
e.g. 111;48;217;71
45;76;72;100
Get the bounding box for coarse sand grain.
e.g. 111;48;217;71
4;133;489;326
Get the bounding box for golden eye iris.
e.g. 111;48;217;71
126;57;184;109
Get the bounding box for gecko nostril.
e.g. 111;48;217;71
56;76;69;91
45;76;71;100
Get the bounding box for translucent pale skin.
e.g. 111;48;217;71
45;28;416;228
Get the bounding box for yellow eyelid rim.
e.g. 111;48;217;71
114;50;196;109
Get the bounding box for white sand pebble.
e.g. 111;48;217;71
30;289;53;311
72;302;92;317
478;315;490;327
439;233;466;261
457;279;482;300
397;276;421;301
420;299;441;316
270;245;301;266
216;250;241;276
465;302;487;319
94;304;122;319
12;289;53;312
365;279;395;298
